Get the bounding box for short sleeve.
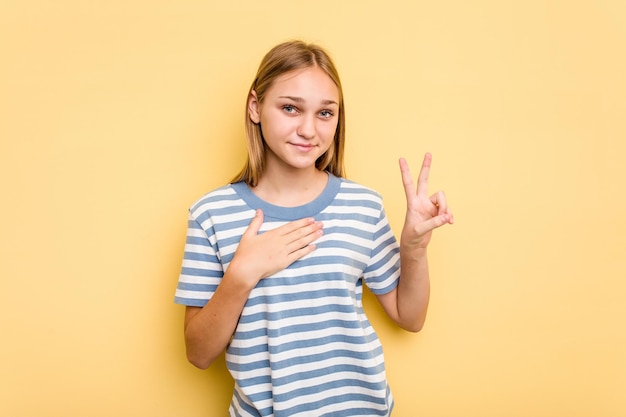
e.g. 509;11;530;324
174;211;224;307
362;208;400;295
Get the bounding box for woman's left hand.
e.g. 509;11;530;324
399;153;454;249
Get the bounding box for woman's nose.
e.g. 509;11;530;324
297;115;315;139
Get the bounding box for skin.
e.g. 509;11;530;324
183;67;453;369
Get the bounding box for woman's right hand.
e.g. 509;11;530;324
226;209;324;289
184;210;323;369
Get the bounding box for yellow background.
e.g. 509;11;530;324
1;1;625;416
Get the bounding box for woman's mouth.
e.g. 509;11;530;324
290;143;316;152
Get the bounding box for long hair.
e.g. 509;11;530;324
231;40;346;186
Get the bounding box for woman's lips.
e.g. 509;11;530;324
290;143;316;152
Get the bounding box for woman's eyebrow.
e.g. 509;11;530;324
278;96;338;106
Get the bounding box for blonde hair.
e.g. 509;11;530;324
231;40;346;186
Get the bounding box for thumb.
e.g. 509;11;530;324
244;209;264;236
418;213;452;235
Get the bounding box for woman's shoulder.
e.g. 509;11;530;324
333;176;385;213
188;183;242;214
336;176;383;200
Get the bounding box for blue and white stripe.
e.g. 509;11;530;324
175;174;400;416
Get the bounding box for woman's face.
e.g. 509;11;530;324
248;67;340;174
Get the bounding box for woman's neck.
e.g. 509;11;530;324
252;167;328;207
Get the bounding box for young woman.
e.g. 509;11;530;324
175;40;453;417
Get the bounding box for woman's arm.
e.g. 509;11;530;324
377;249;430;332
183;209;324;369
183;275;255;370
377;153;453;332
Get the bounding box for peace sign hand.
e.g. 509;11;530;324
399;153;453;250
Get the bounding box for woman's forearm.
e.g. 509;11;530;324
184;271;253;369
396;247;431;332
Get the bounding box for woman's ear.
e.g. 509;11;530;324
248;90;261;124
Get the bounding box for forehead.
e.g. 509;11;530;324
267;67;340;101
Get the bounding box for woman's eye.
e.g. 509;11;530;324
283;105;297;114
320;110;334;118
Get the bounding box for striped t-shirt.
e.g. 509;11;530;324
175;173;401;417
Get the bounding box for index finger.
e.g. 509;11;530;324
277;217;319;237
